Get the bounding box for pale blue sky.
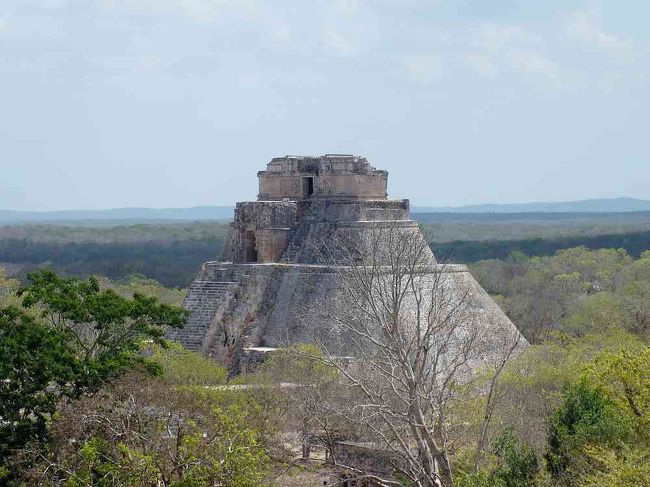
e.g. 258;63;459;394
1;0;648;210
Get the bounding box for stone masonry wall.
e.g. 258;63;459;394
258;155;388;201
171;261;526;371
222;201;297;263
259;173;388;200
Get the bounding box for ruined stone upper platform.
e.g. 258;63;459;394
219;155;410;264
258;154;388;201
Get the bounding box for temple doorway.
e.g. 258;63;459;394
244;230;258;262
302;177;314;198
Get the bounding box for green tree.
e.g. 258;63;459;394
1;269;189;480
490;328;643;456
491;428;539;487
586;348;649;432
579;348;650;486
476;247;636;341
0;307;78;462
543;347;650;486
545;380;632;484
454;429;539;487
562;292;627;336
616;280;650;338
578;445;650;487
18;269;189;390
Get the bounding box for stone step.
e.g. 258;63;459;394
169;275;246;352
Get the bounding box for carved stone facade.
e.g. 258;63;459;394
168;155;526;372
220;155;401;265
258;154;388;201
222;201;297;263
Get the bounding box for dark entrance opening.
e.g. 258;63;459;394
244;230;258;263
302;177;314;198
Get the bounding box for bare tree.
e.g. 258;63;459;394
298;224;523;487
473;331;522;471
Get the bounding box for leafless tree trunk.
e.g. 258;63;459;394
474;332;522;471
297;223;522;487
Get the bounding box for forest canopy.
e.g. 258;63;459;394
2;213;650;287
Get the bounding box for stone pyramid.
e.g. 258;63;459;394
169;155;526;371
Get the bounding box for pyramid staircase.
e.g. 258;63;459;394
171;266;249;352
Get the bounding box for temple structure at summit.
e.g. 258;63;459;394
168;155;525;371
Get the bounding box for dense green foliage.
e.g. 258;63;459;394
545;380;631;482
540;349;650;486
432;229;650;263
0;307;77;461
0;268;18;308
0;270;286;486
36;340;287;486
0;238;222;287
471;247;650;342
18;270;188;389
451;246;650;486
0;271;189;484
453;331;649;487
491;429;539;487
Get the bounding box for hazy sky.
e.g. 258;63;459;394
1;0;649;210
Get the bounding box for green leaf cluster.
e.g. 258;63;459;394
0;307;77;461
0;269;189;476
545;346;650;486
17;269;188;389
471;247;650;341
455;429;539;487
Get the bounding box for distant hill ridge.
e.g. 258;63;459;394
415;197;650;213
2;198;650;224
0;206;235;224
